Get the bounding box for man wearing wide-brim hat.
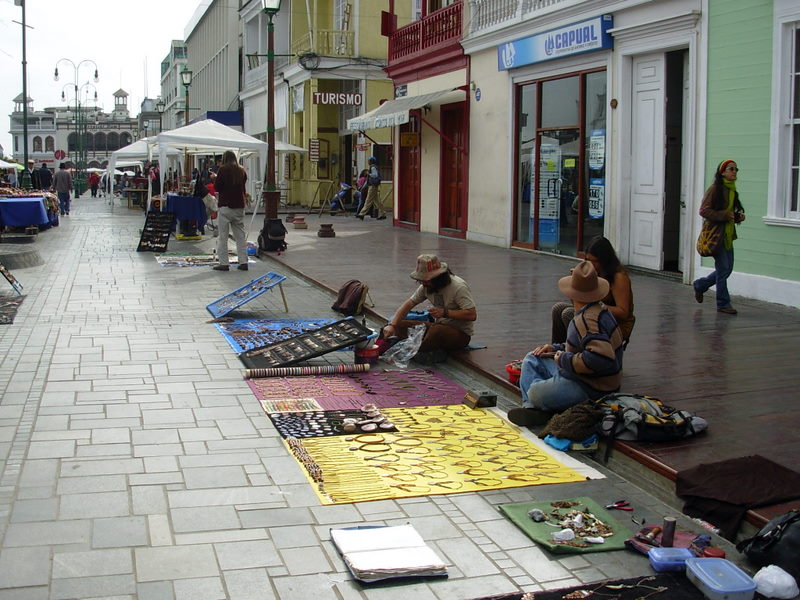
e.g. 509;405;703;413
381;254;477;363
508;261;624;427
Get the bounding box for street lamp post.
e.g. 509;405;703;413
180;68;193;181
155;98;165;134
18;0;31;188
259;0;282;250
55;58;98;197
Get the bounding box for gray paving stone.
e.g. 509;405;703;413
49;574;136;600
271;573;343;600
26;440;75;459
268;524;319;549
59;457;143;477
52;548;132;578
57;474;128;494
170;505;241;533
176;529;267;545
238;506;314;528
129;472;184;486
93;516;149;548
436;537;500;577
3;520;91;547
180;452;261;469
0;587;49;600
59;490;131;519
281;545;333;575
142;408;196;426
179;427;223;442
147;514;173;546
144;456;179;473
173;576;226;600
9;497;58;522
134;443;184;457
474;516;538;551
0;546;51;587
214;539;281;570
216;418;258;437
136;581;175;600
135;544;219;582
168;487;283;508
222;568;276;600
183;466;249;489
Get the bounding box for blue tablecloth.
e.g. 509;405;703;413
0;197;50;228
165;194;207;230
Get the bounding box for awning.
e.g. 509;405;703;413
346;88;465;131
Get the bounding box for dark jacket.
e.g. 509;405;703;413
215;163;247;209
39;167;53;190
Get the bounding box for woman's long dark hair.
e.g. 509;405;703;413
711;161;744;212
585;236;622;282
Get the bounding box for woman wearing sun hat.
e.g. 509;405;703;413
508;261;624;427
381;254;477;362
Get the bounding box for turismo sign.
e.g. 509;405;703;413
312;92;363;106
497;15;613;70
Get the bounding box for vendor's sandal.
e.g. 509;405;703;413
717;306;738;315
507;407;555;427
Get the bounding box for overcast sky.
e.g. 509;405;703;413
0;0;207;157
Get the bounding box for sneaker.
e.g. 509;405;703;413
237;264;248;271
507;407;555;427
377;216;387;220
717;306;738;314
212;264;229;271
356;214;365;220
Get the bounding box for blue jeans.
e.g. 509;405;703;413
694;247;734;309
519;352;592;412
57;192;71;215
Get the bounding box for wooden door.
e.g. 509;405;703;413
397;117;421;226
629;53;666;270
439;103;466;236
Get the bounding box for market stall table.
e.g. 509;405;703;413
0;197;50;230
125;188;148;210
165;193;208;237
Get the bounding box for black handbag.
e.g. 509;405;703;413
736;509;800;581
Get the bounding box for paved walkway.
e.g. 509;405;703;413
0;196;757;599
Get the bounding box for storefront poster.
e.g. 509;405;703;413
588;130;605;170
588;178;605;219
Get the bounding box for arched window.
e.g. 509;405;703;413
85;133;94;152
95;132;106;153
120;133;132;147
68;132;77;152
107;132;119;151
33;136;42;152
45;136;55;152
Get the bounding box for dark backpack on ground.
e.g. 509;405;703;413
736;510;800;581
331;280;371;316
594;393;707;443
259;218;288;252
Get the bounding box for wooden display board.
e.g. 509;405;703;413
0;263;23;295
136;211;174;252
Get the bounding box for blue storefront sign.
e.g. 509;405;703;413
498;15;613;70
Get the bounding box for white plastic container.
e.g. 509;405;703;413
685;557;756;600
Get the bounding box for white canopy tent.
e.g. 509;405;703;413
106;138;180;199
153;119;269;199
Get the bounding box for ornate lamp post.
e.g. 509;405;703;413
17;0;31;188
180;68;193;180
55;58;98;196
155;98;165;134
259;0;282;250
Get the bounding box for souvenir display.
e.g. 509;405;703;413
136;211;174;252
206;271;288;318
216;317;337;353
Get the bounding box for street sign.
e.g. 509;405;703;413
54;149;65;160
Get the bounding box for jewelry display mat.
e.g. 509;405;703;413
206;271;287;318
237;318;371;369
267;407;398;438
215;318;337;353
286;405;585;505
248;368;467;410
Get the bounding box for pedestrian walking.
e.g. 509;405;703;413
88;171;100;197
693;159;746;314
356;157;386;220
212;150;249;272
38;163;53;190
53;163;73;216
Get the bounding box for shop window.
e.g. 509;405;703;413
768;6;800;225
513;70;607;256
33;136;42;152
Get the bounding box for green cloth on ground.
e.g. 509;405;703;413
498;496;633;554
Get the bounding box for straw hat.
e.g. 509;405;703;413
558;261;609;303
410;254;448;281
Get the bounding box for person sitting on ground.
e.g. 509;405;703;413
508;261;624;427
381;254;477;362
551;235;635;345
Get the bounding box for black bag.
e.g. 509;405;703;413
259;218;288;252
736;510;800;581
331;280;370;316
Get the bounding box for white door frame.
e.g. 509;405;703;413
609;11;702;277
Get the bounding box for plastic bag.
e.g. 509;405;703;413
381;324;425;369
753;565;799;599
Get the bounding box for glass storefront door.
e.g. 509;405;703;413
513;69;607;256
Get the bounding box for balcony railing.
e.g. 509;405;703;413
291;30;355;60
467;0;575;34
389;2;463;61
